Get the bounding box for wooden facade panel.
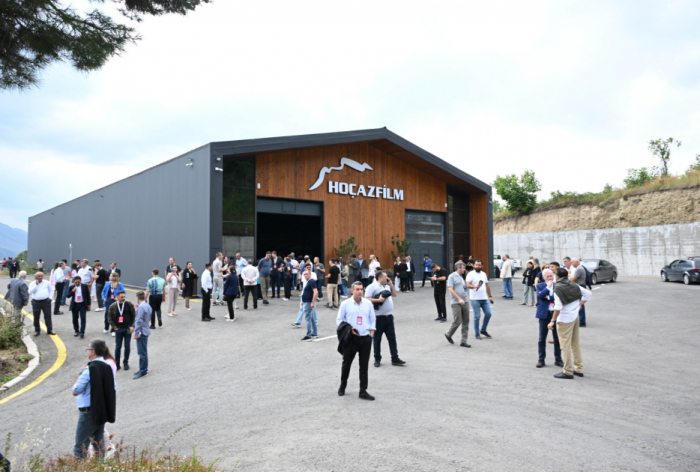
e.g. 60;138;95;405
469;193;490;275
255;143;447;266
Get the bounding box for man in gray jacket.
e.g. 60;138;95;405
7;271;29;318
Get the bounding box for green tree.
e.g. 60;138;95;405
390;234;412;261
492;199;504;214
1;0;211;90
687;154;700;173
492;170;541;213
648;137;681;177
334;236;358;261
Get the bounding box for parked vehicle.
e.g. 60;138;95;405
660;257;700;285
581;259;618;284
493;254;522;278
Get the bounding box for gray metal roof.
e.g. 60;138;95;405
210;127;491;195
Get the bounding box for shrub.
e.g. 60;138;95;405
623;167;658;188
0;313;24;350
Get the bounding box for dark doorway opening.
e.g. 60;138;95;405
256;212;322;260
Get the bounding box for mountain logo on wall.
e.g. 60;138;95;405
308;158;373;191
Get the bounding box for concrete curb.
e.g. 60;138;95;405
0;309;41;393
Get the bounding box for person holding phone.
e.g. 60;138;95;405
466;259;494;340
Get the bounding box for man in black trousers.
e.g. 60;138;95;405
200;262;214;321
406;256;416;291
68;276;91;338
430;262;448;322
336;282;377;400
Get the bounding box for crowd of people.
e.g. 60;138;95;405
2;249;593;459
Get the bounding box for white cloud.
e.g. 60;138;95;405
2;0;700;230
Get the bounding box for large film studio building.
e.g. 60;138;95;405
29;128;493;286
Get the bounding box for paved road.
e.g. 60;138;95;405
2;275;699;471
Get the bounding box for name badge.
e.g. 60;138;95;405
118;316;124;323
111;294;115;299
357;316;363;325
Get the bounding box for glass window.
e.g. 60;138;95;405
450;208;469;233
223;187;255;223
223;156;255;189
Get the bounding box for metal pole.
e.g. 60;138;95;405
69;244;72;264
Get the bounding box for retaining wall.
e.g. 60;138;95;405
494;222;700;276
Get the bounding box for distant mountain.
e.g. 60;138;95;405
0;222;27;257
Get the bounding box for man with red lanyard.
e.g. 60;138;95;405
534;268;563;369
336;281;376;400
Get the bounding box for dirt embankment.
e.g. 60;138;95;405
494;185;700;234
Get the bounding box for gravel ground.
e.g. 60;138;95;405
1;275;699;471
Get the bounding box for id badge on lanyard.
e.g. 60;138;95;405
357;316;363;325
118;316;124;323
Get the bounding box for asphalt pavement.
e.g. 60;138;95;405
2;274;699;471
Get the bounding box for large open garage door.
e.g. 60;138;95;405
405;210;446;281
257;197;323;261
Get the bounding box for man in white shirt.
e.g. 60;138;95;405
366;270;405;367
548;267;591;379
336;281;376;400
241;259;259;310
368;255;381;285
212;253;224;306
200;262;215;322
53;262;67;315
78;259;93;286
500;255;513;300
466;259;494;340
28;272;56;336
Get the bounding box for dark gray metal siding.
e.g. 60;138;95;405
28;145;212;288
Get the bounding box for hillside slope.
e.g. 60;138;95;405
0;222;27;257
494;185;700;234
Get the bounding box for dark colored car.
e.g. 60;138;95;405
661;257;700;285
581;259;618;284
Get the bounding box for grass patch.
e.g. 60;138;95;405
0;305;29;388
3;425;238;471
495;171;700;219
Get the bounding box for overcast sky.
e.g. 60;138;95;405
1;0;699;231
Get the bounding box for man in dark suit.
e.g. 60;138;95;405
68;276;92;338
406;256;417;291
535;269;563;368
8;257;19;278
270;251;284;299
109;262;121;278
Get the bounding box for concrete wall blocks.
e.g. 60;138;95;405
494;222;700;276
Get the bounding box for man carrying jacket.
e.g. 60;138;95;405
336;281;376;400
108;291;135;371
72;338;116;459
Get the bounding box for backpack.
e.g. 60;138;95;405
582;265;592;286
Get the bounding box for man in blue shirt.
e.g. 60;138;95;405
422;254;433;288
336;281;376;400
144;269;166;329
257;252;273;305
133;291;152;379
72;338;116;459
300;270;318;341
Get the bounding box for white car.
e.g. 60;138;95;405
493;255;522;278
